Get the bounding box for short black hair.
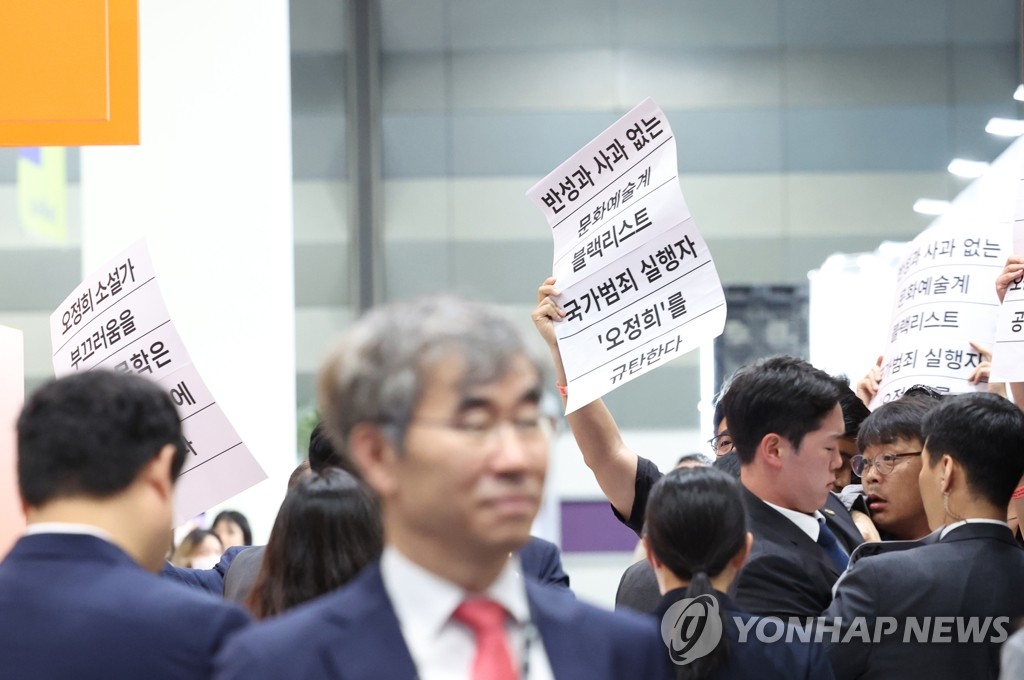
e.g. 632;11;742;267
212;510;253;546
721;355;841;465
676;452;713;467
921;392;1024;509
833;375;870;439
857;396;935;452
17;370;186;507
307;421;360;477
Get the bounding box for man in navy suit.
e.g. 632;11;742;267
824;392;1024;679
0;370;250;680
215;296;667;680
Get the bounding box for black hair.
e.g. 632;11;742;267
17;370;187;507
676;452;713;467
856;396;935;452
721;356;841;465
645;467;747;680
712;398;726;432
212;510;253;547
247;468;384;618
307;421;359;476
921;392;1024;509
833;375;870;439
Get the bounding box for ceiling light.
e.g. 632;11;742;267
986;118;1024;136
1015;84;1024;101
947;159;990;178
913;199;950;216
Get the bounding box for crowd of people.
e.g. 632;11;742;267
3;259;1024;679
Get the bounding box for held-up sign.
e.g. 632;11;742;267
527;98;726;414
49;240;266;526
990;172;1024;382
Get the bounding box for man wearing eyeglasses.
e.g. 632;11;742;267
215;296;670;680
849;397;934;542
824;392;1024;679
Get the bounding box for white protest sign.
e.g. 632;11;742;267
527;98;726;414
49;241;266;526
870;220;1008;408
989;172;1024;382
0;325;25;560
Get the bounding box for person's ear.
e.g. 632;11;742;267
140;444;176;502
731;531;754;570
757;433;785;469
348;423;400;499
643;536;661;571
938;455;956;494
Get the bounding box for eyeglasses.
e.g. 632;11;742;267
408;414;554;444
709;432;734;457
850;451;921;476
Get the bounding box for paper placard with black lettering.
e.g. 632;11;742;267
527;98;726;414
870;219;1008;408
49;240;266;526
990;172;1024;382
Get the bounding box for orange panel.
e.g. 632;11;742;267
0;0;139;146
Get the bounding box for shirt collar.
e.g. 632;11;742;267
24;522;116;543
379;546;531;651
939;518;1009;540
762;501;824;542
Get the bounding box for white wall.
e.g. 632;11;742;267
81;0;295;543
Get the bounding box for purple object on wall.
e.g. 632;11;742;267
560;500;640;553
19;147;41;165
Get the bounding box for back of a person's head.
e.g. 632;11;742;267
857;396;936;452
247;468;383;618
921;392;1024;509
721;355;840;465
17;370;186;507
833;375;870;440
645;467;746;680
307;421;359;476
317;294;543;455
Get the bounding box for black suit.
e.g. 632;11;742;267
617;488;862;619
823;522;1024;680
727;487;862;619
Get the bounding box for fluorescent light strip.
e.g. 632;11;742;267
986;118;1024;137
947;159;990;178
913;199;950;216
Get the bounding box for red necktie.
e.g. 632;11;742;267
452;598;518;680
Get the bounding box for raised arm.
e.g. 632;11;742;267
531;277;641;520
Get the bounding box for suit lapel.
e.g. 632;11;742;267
321;562;419;680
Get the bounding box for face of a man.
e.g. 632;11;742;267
388;353;548;561
861;437;926;539
778;403;845;513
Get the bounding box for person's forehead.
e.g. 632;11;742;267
865;437;921;455
420;353;540;402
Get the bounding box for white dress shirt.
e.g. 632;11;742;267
764;500;826;542
24;522;116;542
380;546;554;680
939;518;1009;540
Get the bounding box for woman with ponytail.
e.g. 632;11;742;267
644;466;834;680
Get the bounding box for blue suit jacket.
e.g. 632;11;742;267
214;559;669;680
0;533;251;680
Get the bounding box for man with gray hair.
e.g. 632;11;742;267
215;295;669;680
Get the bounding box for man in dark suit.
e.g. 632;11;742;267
824;392;1024;679
0;371;250;680
215;296;667;680
534;284;862;619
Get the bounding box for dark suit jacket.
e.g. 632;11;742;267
653;588;835;680
0;533;251;680
163;545;248;595
727;487;863;619
209;536;571;604
823;522;1024;680
615;558;662;614
214;559;669;680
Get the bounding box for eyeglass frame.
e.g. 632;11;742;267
850;450;922;476
708;432;734;457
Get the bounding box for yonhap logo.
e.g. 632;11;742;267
660;595;724;665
